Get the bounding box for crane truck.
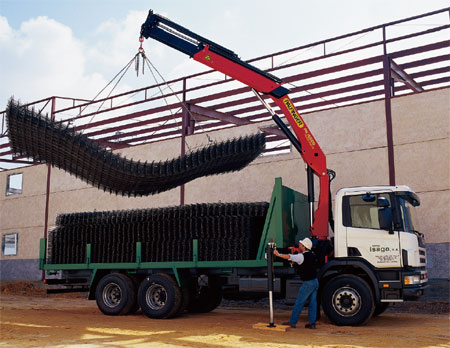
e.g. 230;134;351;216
36;10;428;326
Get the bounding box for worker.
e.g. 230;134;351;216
274;237;318;329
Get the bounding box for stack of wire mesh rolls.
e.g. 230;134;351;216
48;202;269;263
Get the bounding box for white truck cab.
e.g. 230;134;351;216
335;186;426;266
332;185;427;291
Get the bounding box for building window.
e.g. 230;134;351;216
2;233;18;256
6;173;23;196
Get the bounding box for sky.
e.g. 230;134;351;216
0;0;448;111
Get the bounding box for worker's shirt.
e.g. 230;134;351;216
288;253;305;265
290;251;318;281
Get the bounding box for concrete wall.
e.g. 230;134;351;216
1;87;448;280
391;88;449;278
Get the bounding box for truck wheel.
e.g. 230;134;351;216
322;275;374;326
188;275;222;313
373;302;389;317
95;273;137;316
138;273;182;319
176;286;191;316
127;274;141;314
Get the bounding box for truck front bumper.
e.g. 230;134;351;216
403;282;429;300
402;269;428;300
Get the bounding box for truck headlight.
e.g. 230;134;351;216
404;275;420;285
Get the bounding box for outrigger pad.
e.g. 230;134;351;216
6;99;265;196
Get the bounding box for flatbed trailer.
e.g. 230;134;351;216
40;178;310;319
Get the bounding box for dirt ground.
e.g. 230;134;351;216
1;283;449;348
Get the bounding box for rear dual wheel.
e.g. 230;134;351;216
188;275;222;313
96;272;212;319
138;273;183;319
95;273;138;316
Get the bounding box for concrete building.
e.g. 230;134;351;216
1;87;448;280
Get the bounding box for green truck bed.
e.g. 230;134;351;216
39;178;309;275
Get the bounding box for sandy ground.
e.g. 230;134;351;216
1;290;449;348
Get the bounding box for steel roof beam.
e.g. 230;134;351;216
0;158;36;164
390;59;424;93
187;104;250;126
259;125;287;138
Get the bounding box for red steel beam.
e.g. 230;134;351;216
391;40;450;60
187;104;251;125
246;8;450;64
43;97;55;283
264;145;291;154
401;54;450;70
75;105;179;132
390;59;424;92
260;126;287;138
49;40;449;136
76;67;450;145
0;158;36;164
84;111;176;136
383;56;396;186
212;75;385;115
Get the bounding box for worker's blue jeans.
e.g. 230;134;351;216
289;278;319;325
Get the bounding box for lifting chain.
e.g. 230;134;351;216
135;37;146;77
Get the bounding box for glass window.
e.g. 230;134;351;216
6;173;23;196
2;233;18;256
344;194;391;230
399;197;420;233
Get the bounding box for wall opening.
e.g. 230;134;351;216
2;233;18;256
6;173;22;196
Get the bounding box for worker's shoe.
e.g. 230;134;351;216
305;323;316;329
282;322;296;328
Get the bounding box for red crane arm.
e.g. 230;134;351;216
141;12;330;239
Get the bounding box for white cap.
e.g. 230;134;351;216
299;238;312;250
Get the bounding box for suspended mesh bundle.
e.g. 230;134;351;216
6;99;265;196
48;202;269;264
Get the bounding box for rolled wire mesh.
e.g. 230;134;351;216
6;99;266;196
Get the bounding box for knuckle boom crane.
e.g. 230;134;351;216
140;10;331;241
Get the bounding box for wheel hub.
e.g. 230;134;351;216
103;282;122;308
146;283;168;310
332;287;361;316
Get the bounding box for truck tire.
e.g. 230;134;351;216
188;275;222;313
373;302;389;317
176;286;190;316
95;273;137;316
127;274;141;314
138;273;182;319
322;275;374;326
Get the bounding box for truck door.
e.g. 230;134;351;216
342;193;401;268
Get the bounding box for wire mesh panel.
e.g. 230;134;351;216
6;99;265;196
48;202;269;264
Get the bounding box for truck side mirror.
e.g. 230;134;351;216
362;193;376;202
378;207;393;233
377;197;390;208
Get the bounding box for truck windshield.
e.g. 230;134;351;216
398;196;420;233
